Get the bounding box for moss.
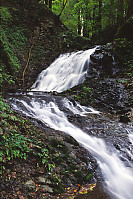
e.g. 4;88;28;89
0;27;21;74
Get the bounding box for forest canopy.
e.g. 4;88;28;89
41;0;133;43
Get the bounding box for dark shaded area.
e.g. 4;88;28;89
115;17;133;41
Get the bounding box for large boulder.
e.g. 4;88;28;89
89;46;117;78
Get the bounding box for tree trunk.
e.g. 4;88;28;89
45;0;48;5
82;0;90;38
49;0;52;9
58;0;68;17
97;0;102;30
83;12;90;38
126;0;133;20
77;9;81;35
117;0;124;27
92;5;96;32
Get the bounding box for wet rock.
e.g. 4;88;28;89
116;107;131;114
37;177;51;184
41;185;53;193
25;180;36;191
116;101;125;110
119;115;130;123
88;79;130;113
64;135;79;146
90;52;103;64
102;53;113;75
94;46;103;54
89;46;117;78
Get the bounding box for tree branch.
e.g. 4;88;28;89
58;0;68;18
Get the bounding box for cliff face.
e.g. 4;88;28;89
1;0;90;90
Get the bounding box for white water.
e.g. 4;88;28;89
126;128;133;162
32;47;96;92
8;48;133;199
10;96;133;199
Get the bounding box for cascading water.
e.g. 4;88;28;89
7;48;133;199
31;47;96;92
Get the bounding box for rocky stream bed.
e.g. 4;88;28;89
1;0;133;198
1;75;132;199
1;45;133;199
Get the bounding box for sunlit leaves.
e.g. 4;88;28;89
52;0;129;39
64;183;96;197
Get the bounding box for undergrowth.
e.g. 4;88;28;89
113;38;133;77
0;97;84;192
0;61;15;92
0;96;53;175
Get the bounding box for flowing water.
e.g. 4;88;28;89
31;47;96;92
7;48;133;199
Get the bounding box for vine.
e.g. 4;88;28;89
22;42;34;87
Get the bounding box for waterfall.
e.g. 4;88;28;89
31;47;96;92
7;48;133;199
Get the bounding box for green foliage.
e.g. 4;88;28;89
73;85;92;103
0;5;29;85
86;173;92;181
53;0;130;42
83;86;92;92
0;96;11;114
5;26;28;52
53;0;83;34
0;7;12;22
113;38;133;75
65;85;94;105
0;96;53;174
0;26;21;74
0;131;31;162
0;97;30;165
60;30;90;49
0;61;15;91
36;147;52;169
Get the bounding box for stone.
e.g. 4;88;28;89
37;177;51;184
25;180;36;190
41;185;53;193
119;115;130;123
89;45;117;78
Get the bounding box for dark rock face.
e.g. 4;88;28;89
90;79;130;114
89;46;118;78
119;115;131;123
63;78;131;115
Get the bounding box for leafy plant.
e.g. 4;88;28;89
83;86;92;93
0;96;53;176
113;38;133;75
0;7;12;22
0;61;15;91
73;85;93;105
0;131;31;162
0;26;21;74
0;96;11;113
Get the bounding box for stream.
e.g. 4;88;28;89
6;48;133;199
